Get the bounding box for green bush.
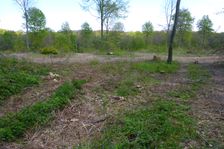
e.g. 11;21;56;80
40;47;58;55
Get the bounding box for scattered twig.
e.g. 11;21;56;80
92;116;109;124
196;131;213;147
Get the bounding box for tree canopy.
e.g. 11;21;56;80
61;22;71;33
197;15;213;34
175;9;194;32
82;0;129;39
27;7;46;32
197;15;213;48
81;22;93;36
112;22;125;32
142;21;154;37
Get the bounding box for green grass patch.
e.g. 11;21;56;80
89;59;100;66
0;58;49;102
99;62;160;97
168;88;195;100
187;64;210;83
132;61;180;73
116;79;139;97
115;74;159;97
111;49;133;57
168;64;210;100
80;100;196;149
0;80;86;142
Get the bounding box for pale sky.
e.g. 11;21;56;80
0;0;223;32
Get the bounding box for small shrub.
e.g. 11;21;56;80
41;47;58;55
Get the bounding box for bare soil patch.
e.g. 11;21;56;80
8;52;224;64
191;62;224;147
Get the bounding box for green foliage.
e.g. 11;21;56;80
54;32;77;52
0;31;17;51
79;22;93;50
175;9;194;32
61;22;71;33
208;32;224;50
112;22;125;32
1;28;224;53
27;7;46;32
197;15;213;35
197;15;213;48
41;47;58;55
0;80;85;142
0;58;49;102
132;61;180;73
81;22;93;37
88;100;196;148
29;30;49;50
142;21;154;37
174;9;194;47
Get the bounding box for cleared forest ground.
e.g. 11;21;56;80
0;53;223;148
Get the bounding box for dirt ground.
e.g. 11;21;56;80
0;53;224;149
7;52;224;64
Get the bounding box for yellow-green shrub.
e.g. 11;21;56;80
40;47;58;55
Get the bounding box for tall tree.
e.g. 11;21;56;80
27;7;46;32
142;21;154;38
112;22;124;32
164;0;176;46
197;15;213;48
81;22;93;37
82;0;128;39
61;22;71;33
14;0;34;49
79;22;93;50
167;0;181;64
175;9;194;46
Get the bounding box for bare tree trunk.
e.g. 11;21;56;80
100;0;104;39
14;0;32;50
106;18;109;35
101;15;104;39
164;0;175;48
167;0;181;64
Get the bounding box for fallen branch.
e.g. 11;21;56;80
92;116;109;124
196;131;213;147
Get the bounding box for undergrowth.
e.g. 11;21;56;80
0;58;49;102
0;80;86;142
77;100;196;149
77;63;210;149
99;61;178;97
132;61;180;73
168;64;210;100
